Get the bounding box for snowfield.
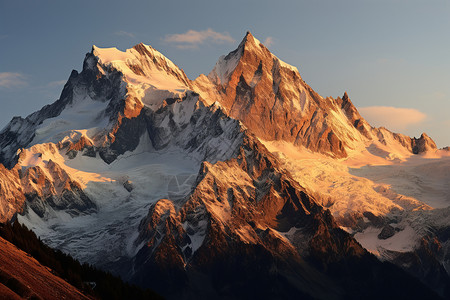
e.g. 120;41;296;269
263;139;450;258
18;134;200;268
351;153;450;209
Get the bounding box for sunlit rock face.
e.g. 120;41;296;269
194;32;436;160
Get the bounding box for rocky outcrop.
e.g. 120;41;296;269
411;133;437;154
19;159;96;218
0;164;25;223
335;92;372;139
378;225;396;240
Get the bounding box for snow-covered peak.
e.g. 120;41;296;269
91;43;190;92
92;44;180;75
90;43;194;112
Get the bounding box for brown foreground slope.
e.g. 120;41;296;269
0;236;90;300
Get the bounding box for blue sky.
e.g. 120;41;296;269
1;0;449;146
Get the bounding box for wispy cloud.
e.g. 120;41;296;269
47;80;67;88
163;28;235;49
263;37;274;47
114;30;136;38
432;91;446;100
0;35;7;40
0;72;26;88
359;106;427;132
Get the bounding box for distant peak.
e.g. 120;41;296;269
90;43;171;67
419;132;430;139
343;91;349;101
132;42;152;51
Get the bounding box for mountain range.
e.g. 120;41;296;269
0;31;449;299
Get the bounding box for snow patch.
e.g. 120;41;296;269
30;96;109;147
354;225;418;256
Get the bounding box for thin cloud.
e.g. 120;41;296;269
114;30;136;38
171;44;198;50
263;37;274;47
432;91;446;100
163;28;235;49
359;106;427;132
0;72;26;88
47;80;67;88
0;35;7;40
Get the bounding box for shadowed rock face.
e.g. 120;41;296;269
411;133;437;154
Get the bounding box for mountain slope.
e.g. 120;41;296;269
0;32;445;299
0;236;89;300
128;134;441;299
